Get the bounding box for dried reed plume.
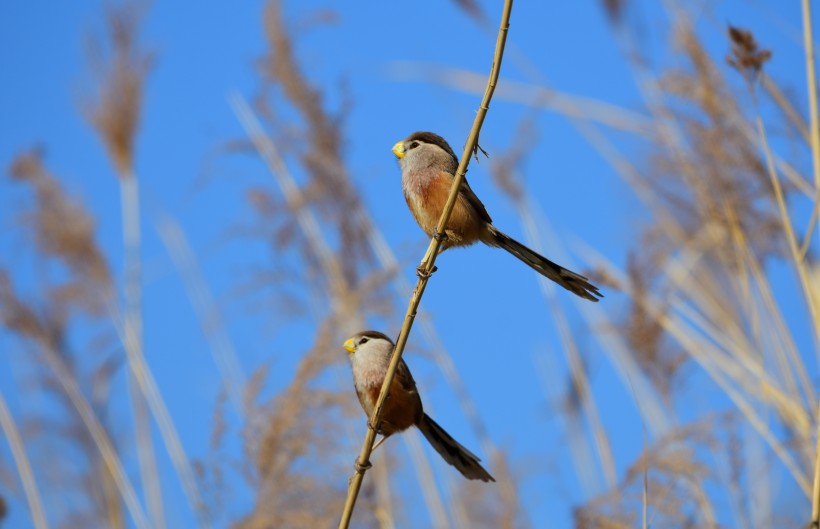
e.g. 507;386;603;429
85;1;152;177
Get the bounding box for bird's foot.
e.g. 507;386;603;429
472;141;489;161
416;264;438;278
367;418;380;433
353;459;372;474
433;228;448;243
371;436;387;452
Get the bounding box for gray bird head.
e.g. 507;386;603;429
343;331;397;380
343;330;393;359
392;131;459;175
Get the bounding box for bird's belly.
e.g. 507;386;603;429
404;179;482;247
357;380;421;436
405;191;439;236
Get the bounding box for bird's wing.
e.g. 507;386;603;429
396;360;418;395
458;177;493;225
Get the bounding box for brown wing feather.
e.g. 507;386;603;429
362;360;423;436
458;177;493;225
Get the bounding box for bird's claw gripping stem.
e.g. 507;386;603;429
353;459;372;473
416;264;438;278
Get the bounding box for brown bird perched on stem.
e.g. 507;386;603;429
344;331;494;482
392;131;602;302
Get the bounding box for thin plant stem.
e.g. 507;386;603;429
0;391;50;529
513;191;617;488
753;112;820;349
404;430;452;528
336;1;514;526
802;0;820;523
761;74;810;143
119;171;166;529
154;212;247;415
114;177;211;529
228;94;350;312
36;340;151;529
802;0;820;238
105;295;213;529
813;402;820;528
372;450;396;529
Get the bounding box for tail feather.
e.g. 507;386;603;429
417;414;495;482
485;226;602;302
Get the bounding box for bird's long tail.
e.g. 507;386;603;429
417;414;495;482
485;225;602;302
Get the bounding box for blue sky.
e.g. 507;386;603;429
0;1;815;528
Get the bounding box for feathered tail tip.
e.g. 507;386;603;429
486;226;603;302
418;414;495;482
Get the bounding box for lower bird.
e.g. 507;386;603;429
344;331;494;482
392;131;602;302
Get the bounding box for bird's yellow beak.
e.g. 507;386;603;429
343;337;356;353
391;141;406;159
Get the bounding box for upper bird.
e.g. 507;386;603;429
392;131;602;302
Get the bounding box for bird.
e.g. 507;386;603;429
344;330;495;482
392;131;602;302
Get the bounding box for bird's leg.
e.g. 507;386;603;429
371;435;388;452
416;264;438;278
472;141;489;161
433;228;449;255
417;228;448;276
350;456;372;484
433;227;449;243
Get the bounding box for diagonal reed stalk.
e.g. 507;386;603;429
34;338;151;529
105;287;215;529
506;184;617;489
154;212;247;415
801;0;820;524
802;0;820;237
120;167;166;529
336;1;514;526
0;390;49;529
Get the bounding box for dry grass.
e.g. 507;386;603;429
2;1;819;528
409;1;819;526
2;152;149;529
85;1;152;177
571;8;814;529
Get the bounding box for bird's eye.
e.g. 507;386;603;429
409;141;419;150
359;337;369;344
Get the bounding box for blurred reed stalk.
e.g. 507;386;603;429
0;391;49;529
85;4;163;527
153;212;248;413
800;0;820;523
86;3;212;527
